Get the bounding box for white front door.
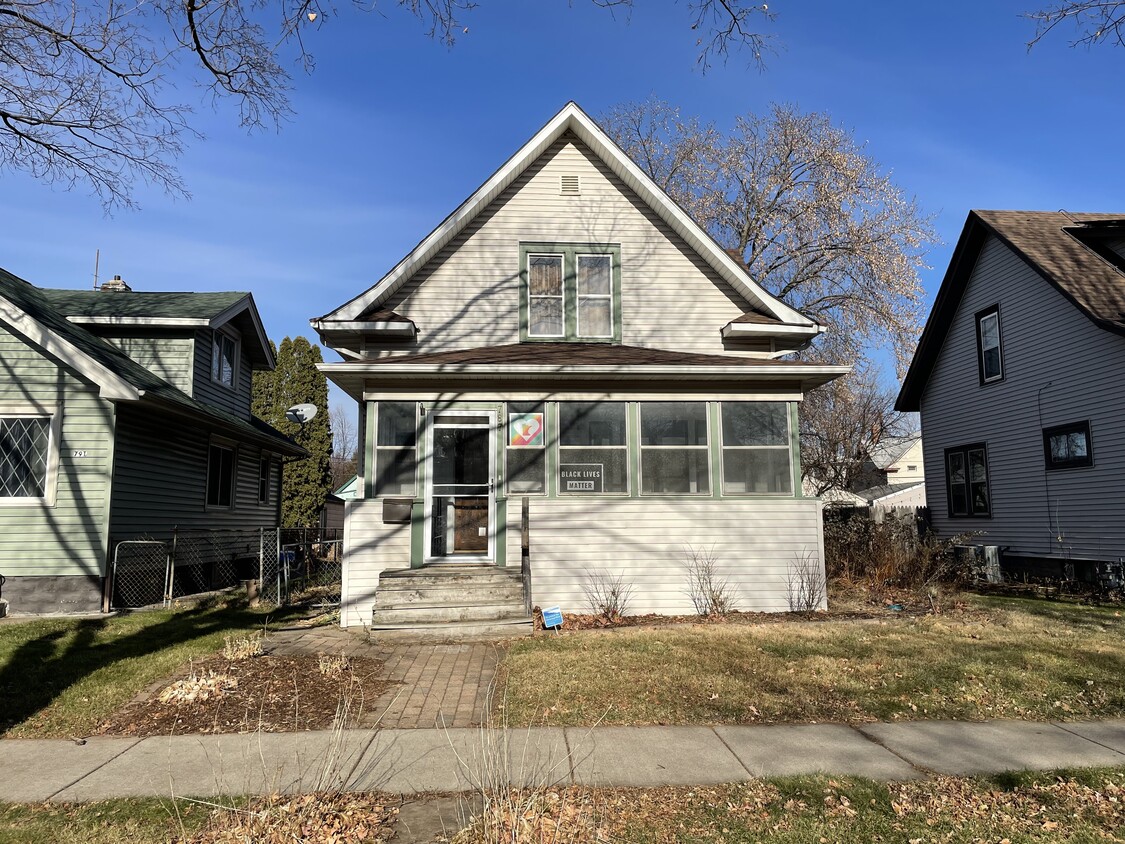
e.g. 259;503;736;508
424;411;497;562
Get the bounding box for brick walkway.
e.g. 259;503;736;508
263;626;501;729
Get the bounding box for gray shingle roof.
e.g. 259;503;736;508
898;210;1125;411
0;268;303;456
40;290;249;321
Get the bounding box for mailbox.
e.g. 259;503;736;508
382;498;413;524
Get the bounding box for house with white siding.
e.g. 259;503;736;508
897;210;1125;581
0;271;304;614
314;102;849;632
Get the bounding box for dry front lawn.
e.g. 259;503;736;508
499;596;1125;726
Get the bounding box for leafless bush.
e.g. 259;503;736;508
221;632;263;660
582;569;634;623
683;545;737;616
823;508;976;590
787;550;827;612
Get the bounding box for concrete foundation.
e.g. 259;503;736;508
2;574;104;614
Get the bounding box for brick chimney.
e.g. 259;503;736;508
100;274;132;292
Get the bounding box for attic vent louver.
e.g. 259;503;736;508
559;174;580;196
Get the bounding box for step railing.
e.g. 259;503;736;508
521;496;532;615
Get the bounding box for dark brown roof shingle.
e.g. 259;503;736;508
366;343;827;368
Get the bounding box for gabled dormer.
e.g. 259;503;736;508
40;285;274;419
312;103;823;361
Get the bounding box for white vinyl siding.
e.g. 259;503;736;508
339;498;412;627
376;137;758;357
513;497;825;614
921;234;1125;559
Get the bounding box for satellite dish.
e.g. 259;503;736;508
285;403;318;425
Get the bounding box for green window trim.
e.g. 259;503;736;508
518;242;622;343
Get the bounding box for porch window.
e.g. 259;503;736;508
558;402;628;493
720;402;793;495
639;402;710;494
506;402;546;494
206;442;235;508
373;401;417;496
945;443;990;517
0;415;51;500
520;243;621;343
1043;421;1092;470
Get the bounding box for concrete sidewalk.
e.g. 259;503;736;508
2;719;1124;803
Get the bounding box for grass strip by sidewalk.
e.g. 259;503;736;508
10;768;1116;843
0;599;299;739
446;767;1125;843
499;596;1125;726
0;798;210;843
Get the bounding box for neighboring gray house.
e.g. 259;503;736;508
312;102;849;631
897;210;1125;573
0;270;304;614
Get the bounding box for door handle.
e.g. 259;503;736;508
489;478;495;494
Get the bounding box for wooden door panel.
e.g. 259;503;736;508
453;497;488;552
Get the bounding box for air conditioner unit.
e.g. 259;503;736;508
982;546;1002;584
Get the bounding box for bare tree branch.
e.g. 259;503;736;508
1027;2;1125;49
0;0;778;210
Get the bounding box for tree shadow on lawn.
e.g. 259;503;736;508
973;594;1125;632
0;600;302;736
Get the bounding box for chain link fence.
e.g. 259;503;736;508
109;526;343;610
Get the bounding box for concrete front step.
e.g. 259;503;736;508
370;616;535;639
374;602;529;624
374;583;525;606
379;567;522;586
372;565;531;637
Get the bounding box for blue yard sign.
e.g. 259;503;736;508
541;606;564;630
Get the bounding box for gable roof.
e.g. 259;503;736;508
0;268;303;456
866;433;921;470
896;210;1125;411
40;289;275;369
312;101;817;333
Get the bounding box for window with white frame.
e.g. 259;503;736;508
210;330;238;388
720;402;793;495
558;402;628;493
975;305;1003;384
0;415;52;500
640;402;710;494
1043;421;1092;470
576;254;613;338
206;442;236;508
521;243;620;342
373;401;417;496
945;443;990;517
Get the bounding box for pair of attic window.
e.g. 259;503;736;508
522;243;620;342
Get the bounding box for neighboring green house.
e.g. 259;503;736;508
0;270;304;614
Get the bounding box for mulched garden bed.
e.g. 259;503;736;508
96;654;389;736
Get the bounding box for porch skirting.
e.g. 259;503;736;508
339;496;826;628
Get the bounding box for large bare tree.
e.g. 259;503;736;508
602;98;934;493
602;98;936;374
0;0;775;210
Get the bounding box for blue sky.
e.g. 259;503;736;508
1;1;1122;415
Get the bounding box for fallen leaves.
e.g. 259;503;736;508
180;792;398;844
